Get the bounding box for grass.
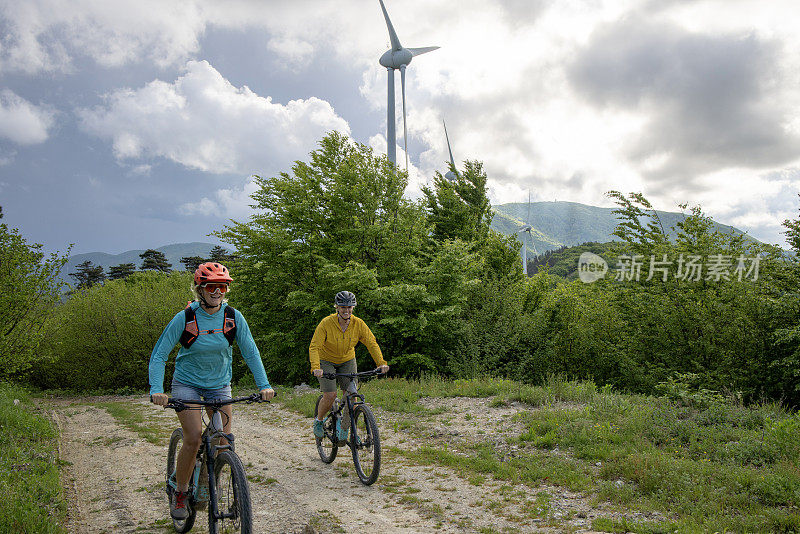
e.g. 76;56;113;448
308;509;345;533
95;400;168;445
213;375;800;531
391;444;593;492
511;393;800;531
274;374;523;417
0;383;67;533
370;375;800;533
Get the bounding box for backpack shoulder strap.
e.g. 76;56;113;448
179;303;199;349
223;305;237;346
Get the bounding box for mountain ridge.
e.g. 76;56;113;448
490;200;757;255
59;201;761;284
61;242;230;285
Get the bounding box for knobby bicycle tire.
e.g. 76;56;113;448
315;394;338;463
167;428;197;533
209;450;252;534
351;404;381;485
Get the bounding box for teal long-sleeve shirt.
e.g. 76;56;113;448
149;302;270;394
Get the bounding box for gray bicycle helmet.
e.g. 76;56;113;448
334;291;357;307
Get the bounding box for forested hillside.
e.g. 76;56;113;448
491;200;758;255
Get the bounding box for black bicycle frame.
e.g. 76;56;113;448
166;394;261;520
322;369;381;444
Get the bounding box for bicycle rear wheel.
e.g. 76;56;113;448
167;428;196;533
315;395;338;463
210;450;252;534
351;404;381;485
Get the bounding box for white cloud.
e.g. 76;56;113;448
5;0;800;249
0;0;205;73
0;0;383;74
180;176;260;220
78;60;350;175
0;89;54;145
266;36;315;70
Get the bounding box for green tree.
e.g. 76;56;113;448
140;249;172;272
107;263;136;280
422;160;520;282
422;160;493;243
179;256;205;272
217;132;429;384
208;246;231;263
69;260;106;290
783;194;800;254
0;222;69;376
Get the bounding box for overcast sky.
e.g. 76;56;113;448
2;0;799;255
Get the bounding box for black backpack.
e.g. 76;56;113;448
178;304;237;349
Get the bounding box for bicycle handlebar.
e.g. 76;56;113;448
321;368;386;380
163;392;273;412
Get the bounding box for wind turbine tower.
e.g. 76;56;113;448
378;0;439;170
518;192;536;276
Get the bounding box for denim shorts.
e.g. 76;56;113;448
170;380;232;402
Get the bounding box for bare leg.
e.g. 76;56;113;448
316;391;337;419
176;407;203;492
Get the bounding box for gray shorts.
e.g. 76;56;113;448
318;359;357;393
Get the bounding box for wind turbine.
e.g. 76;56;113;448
518;192;537;276
443;119;458;181
378;0;439;170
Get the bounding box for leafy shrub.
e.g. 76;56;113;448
29;271;192;392
390;353;436;377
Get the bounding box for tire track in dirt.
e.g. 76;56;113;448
50;398;171;533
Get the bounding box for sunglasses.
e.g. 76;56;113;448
201;283;229;293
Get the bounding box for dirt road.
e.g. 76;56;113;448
46;393;613;533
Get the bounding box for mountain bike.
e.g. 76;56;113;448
164;393;268;533
315;368;383;485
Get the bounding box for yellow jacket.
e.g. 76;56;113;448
309;314;386;371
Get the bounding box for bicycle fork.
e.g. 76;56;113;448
204;412;238;520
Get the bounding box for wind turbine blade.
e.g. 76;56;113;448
409;46;439;56
443;119;456;168
378;0;403;50
401;66;408;172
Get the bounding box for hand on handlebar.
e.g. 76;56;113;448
378;364;389;375
150;393;168;406
260;388;275;401
312;369;323;378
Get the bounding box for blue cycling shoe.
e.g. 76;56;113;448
313;419;324;439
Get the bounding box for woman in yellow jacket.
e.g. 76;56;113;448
309;291;389;441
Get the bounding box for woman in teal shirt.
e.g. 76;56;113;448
149;262;273;520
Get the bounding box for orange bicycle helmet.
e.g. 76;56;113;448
194;262;233;285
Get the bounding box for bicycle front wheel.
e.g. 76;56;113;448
351;404;381;485
315;394;338;463
210;450;252;534
167;428;196;533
